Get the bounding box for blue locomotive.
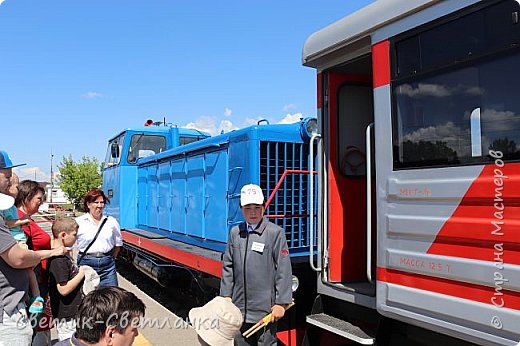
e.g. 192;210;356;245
102;118;317;306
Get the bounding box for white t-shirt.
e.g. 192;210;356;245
75;214;123;254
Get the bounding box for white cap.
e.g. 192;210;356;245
189;296;243;346
240;184;264;206
0;193;14;211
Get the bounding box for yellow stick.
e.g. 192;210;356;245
243;302;295;338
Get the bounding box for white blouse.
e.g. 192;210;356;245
75;214;123;254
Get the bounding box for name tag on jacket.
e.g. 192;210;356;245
251;241;265;253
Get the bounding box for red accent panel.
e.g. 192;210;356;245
372;40;390;88
276;328;303;346
428;163;520;265
122;231;223;278
378;267;520;310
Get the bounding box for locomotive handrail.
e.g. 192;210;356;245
366;123;374;283
309;133;321;272
264;169;317;209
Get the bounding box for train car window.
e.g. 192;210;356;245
392;0;520;169
104;134;124;168
393;1;520;79
393;48;520;169
127;135;166;163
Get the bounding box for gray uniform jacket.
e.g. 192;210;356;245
220;217;292;323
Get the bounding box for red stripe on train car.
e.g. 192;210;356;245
122;231;223;278
372;40;390;88
378;267;520;310
428;163;520;265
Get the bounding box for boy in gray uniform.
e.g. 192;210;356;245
220;184;292;346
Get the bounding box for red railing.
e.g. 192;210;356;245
264;169;316;219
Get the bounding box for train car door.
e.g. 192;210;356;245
324;56;375;291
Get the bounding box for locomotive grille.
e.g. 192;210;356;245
260;141;316;252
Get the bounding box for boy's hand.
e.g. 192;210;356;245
270;304;285;322
18;218;31;225
77;266;86;278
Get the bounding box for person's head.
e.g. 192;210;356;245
240;184;265;225
52;217;79;247
75;286;146;346
0;150;25;194
83;189;110;219
189;296;243;346
0;169;11;195
15;180;45;215
8;173;19;197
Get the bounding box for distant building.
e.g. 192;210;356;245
44;183;70;205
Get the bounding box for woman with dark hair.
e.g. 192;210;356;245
75;188;122;287
16;179;54;346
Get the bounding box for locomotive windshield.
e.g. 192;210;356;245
127;134;166;163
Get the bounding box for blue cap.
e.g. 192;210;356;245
0;150;26;169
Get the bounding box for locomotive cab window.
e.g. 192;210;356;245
104;134;124;168
127;134;166;164
392;0;520;169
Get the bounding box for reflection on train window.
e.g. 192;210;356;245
392;0;520;169
127;135;166;164
393;50;520;169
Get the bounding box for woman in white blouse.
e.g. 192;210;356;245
76;189;122;287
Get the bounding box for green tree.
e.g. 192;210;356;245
58;155;102;211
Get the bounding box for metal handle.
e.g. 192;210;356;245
309;133;321;272
366;123;374;283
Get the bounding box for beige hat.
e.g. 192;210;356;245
81;265;100;295
189;296;243;346
0;193;14;211
240;184;264;206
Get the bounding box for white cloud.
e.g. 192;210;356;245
220;119;236;133
0;1;5;6
283;104;296;112
481;109;520;132
224;108;232;117
81;91;103;99
14;166;50;182
277;113;303;124
183;113;307;136
184;116;239;136
403;121;471;156
243;117;264;127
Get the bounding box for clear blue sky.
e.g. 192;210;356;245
0;0;374;182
